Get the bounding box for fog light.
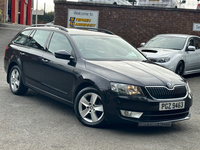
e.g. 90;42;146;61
120;110;143;118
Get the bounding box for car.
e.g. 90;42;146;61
136;0;186;8
138;34;200;76
78;0;132;5
4;25;192;127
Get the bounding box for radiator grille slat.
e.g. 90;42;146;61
146;86;187;99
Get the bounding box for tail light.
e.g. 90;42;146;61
4;46;8;58
5;46;8;55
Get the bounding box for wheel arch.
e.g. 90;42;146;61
7;61;19;83
73;81;100;103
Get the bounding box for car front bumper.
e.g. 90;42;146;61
103;92;192;124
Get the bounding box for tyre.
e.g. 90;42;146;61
9;65;28;95
175;61;184;76
74;87;106;127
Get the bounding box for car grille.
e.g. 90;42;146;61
145;85;187;99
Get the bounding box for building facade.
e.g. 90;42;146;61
0;0;32;25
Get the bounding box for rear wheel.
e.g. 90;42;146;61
74;87;106;127
9;65;28;95
175;61;184;76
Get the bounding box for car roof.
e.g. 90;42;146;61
25;26;118;37
156;34;199;38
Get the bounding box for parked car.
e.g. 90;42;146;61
4;25;192;127
136;0;186;8
78;0;132;5
138;34;200;76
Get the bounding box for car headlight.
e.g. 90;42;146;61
186;82;192;94
150;57;170;63
110;82;144;96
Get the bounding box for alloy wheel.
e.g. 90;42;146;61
78;92;104;123
10;69;20;92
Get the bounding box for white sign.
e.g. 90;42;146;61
193;23;200;31
68;9;99;28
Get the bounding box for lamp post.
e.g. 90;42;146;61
36;0;38;25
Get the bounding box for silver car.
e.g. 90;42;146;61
138;34;200;76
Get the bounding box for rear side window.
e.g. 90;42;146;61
48;32;72;54
25;30;51;50
13;30;31;45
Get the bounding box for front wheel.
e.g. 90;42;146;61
175;61;184;76
9;65;28;95
74;87;106;127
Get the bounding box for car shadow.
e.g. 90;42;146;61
183;72;200;79
22;89;189;135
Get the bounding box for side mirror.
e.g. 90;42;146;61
55;50;74;60
187;46;195;51
140;42;145;47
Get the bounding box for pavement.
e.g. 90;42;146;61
0;22;28;30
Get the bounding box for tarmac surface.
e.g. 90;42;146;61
0;23;200;150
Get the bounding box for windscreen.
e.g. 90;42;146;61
144;36;187;50
71;35;146;61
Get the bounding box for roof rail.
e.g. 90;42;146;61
31;24;68;32
75;27;115;35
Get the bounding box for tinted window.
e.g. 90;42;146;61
48;32;72;54
188;38;195;47
195;38;200;49
25;30;51;50
13;30;31;45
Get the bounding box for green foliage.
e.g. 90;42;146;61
32;11;54;24
0;9;2;22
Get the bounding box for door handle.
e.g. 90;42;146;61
20;52;25;56
42;59;49;63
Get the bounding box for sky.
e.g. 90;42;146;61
34;0;55;12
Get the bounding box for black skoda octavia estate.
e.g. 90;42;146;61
4;25;193;127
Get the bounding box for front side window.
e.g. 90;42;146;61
188;38;195;47
48;32;72;54
13;30;31;45
195;38;200;49
72;35;146;61
145;36;187;50
25;30;51;50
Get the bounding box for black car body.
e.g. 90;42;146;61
4;25;193;127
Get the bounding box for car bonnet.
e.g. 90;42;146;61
85;60;185;87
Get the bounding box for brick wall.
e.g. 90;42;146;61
54;1;200;47
0;0;6;22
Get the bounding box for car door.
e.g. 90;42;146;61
40;32;76;101
195;37;200;70
184;37;198;72
20;29;51;87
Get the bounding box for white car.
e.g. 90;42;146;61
136;0;186;8
138;34;200;76
78;0;132;5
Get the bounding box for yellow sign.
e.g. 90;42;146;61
68;9;99;28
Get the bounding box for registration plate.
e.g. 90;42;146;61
159;101;185;111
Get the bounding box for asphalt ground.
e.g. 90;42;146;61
0;23;200;150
